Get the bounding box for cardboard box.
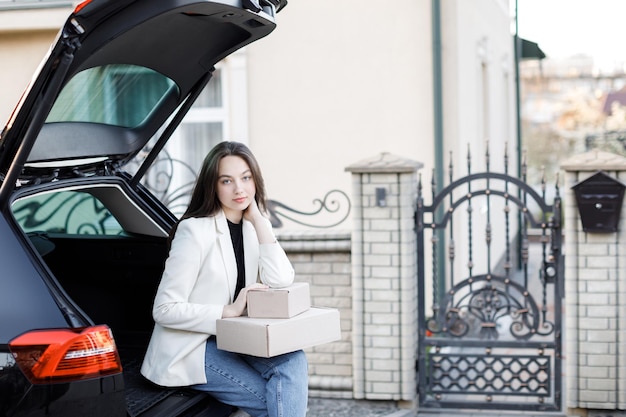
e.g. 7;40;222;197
216;307;341;357
246;282;311;318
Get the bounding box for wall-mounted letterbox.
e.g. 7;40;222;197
572;171;626;233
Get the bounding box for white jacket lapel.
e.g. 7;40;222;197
215;211;238;302
242;220;260;285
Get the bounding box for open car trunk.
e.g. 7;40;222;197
1;0;288;415
30;232;234;417
16;182;233;417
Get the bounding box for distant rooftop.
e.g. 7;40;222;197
603;87;626;115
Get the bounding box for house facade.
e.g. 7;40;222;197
0;0;517;235
0;0;519;404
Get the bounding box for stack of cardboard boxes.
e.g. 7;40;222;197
216;282;341;357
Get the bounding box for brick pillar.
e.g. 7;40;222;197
561;150;626;411
345;152;423;402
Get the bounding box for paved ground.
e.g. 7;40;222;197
306;397;411;417
305;397;581;417
304;243;572;417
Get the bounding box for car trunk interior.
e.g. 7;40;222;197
37;233;169;410
29;232;234;417
40;233;167;348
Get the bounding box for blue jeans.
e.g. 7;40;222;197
192;338;308;417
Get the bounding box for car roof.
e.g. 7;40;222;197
0;0;283;200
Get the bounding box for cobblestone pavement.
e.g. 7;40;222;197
305;398;580;417
306;398;412;417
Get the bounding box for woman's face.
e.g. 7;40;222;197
216;155;256;222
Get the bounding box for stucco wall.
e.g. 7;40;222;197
245;0;434;232
0;1;517;238
0;7;69;124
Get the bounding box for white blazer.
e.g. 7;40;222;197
141;211;294;387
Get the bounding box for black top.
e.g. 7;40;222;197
227;219;245;300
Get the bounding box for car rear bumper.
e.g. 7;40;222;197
0;358;126;417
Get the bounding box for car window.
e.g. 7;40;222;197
12;190;124;235
46;64;179;128
126;70;226;218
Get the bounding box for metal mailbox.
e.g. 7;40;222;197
572;171;626;233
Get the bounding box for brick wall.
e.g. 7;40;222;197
274;152;423;404
281;149;626;411
562;151;626;411
346;152;421;403
277;231;354;398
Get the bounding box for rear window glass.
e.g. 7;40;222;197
46;64;178;128
12;191;124;235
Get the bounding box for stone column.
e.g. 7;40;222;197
561;150;626;411
345;152;423;403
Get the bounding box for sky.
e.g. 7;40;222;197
515;0;626;72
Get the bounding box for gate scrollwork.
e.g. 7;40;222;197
417;146;562;411
131;145;351;228
427;274;555;340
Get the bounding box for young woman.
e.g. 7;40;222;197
141;141;309;417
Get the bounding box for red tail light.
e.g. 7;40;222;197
9;325;123;384
73;0;93;14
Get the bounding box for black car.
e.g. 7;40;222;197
0;0;286;416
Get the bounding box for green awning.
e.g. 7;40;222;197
521;38;546;60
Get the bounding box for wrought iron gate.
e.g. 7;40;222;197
416;151;563;411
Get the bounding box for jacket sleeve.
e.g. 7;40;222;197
151;219;223;334
257;218;295;288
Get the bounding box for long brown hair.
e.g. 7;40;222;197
170;141;267;239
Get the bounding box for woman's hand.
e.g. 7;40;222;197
243;197;264;224
243;198;275;244
221;282;268;318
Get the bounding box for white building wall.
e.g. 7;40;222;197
0;2;516;236
0;6;71;125
440;0;518;280
245;0;434;231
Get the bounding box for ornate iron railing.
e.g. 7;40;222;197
267;190;351;229
132;148;351;229
14;149;351;235
585;130;626;154
13;190;117;236
416;145;562;411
